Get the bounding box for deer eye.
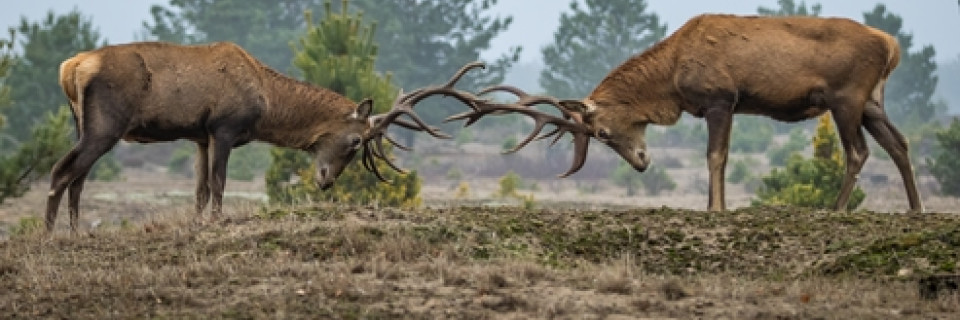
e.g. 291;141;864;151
350;136;363;149
596;129;611;141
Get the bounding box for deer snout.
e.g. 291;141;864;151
629;150;650;173
315;167;335;190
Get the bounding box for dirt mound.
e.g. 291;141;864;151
1;205;957;318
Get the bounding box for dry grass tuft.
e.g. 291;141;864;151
1;204;958;318
660;279;689;300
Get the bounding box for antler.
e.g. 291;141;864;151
445;85;593;178
361;61;489;182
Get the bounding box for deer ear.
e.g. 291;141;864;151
353;98;374;119
559;100;590;114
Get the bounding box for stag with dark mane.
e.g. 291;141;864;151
449;14;923;212
50;41;485;232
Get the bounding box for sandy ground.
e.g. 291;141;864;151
1;149;958;233
1;151;958;318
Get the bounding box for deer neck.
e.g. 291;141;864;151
588;43;683;126
256;70;354;150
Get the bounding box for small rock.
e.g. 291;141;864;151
897;268;913;277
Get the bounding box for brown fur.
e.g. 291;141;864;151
63;42;359;147
574;14;921;212
47;41;373;232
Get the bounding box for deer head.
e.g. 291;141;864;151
310;98;374;189
557;99;652;173
445;85;650;178
334;61;489;184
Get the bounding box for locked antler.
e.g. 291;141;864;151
445;85;594;178
361;61;489;182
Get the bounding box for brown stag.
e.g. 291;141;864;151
51;41;485;232
448;14;923;212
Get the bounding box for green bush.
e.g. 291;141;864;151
0;31;12;129
9;216;43;236
89;152;122;181
611;160;642;196
497;170;522;198
495;170;535;208
727;159;750;184
501;136;518;153
455;128;473;147
730;116;774;153
755;114;865;209
167;142;194;177
640;166;677;196
0;37;73;201
445;166;463;182
227;143;270;181
926;119;960;196
612;161;676;196
0;106;73;204
648;117;707;149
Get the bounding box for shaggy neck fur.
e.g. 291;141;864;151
588;39;684;125
256;67;357;149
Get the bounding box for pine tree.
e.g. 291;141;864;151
345;0;518;92
144;0;517;86
756;0;822;16
863;4;944;130
0;27;84;203
926;120;960;196
611;161;642;196
755;114;865;209
343;0;519;144
0;106;73;204
143;0;516;147
264;0;421;207
540;0;666;99
0;30;13;129
3;10;101;143
143;0;322;71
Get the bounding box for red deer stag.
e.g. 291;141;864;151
50;41;485;232
448;14;923;212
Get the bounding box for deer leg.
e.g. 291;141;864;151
207;134;235;219
45;135;118;232
67;170;91;234
863;106;923;213
703;107;734;212
194;141;211;215
831;105;870;211
46;148;80;232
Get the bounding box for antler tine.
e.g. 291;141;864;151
361;61;489;179
370;61;489;138
560;133;591;178
479;85;585;123
395;63;488;111
370;135;407;174
441;61;487;89
389;117;445;134
502;112;558;154
445;85;595;178
543;127;567;146
478;85;531;98
382;134;412;151
361;146;390;183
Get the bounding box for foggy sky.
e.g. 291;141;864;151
486;0;960;63
1;0;957;64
